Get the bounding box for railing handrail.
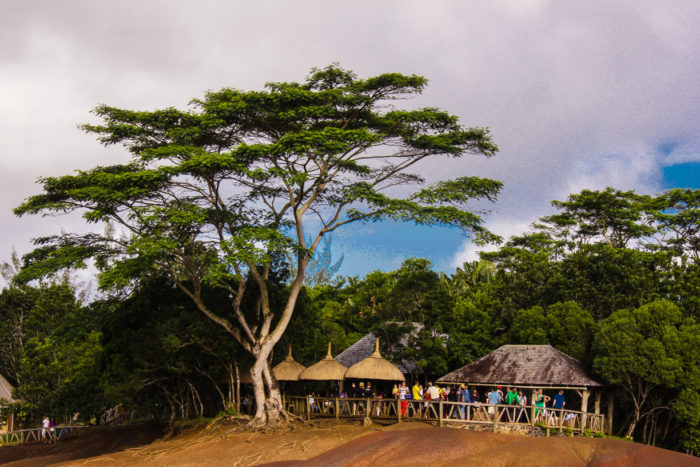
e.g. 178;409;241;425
284;395;604;433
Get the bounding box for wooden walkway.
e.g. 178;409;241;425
284;396;606;434
0;425;88;447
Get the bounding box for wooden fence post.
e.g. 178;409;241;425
306;396;311;421
606;392;614;436
492;405;498;432
397;399;402;423
335;398;339;420
581;390;589;434
438;400;443;427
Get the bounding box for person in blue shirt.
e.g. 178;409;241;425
486;388;502;420
552;390;566;424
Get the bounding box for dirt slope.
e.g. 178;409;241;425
0;421;696;466
263;426;699;467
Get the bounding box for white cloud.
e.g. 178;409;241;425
2;0;700;280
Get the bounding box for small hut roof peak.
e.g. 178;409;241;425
0;373;16;403
298;342;347;381
274;346;306;381
344;338;405;381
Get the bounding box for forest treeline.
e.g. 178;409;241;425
0;187;698;454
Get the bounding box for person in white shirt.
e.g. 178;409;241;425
41;416;50;443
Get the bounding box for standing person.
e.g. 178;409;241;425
457;384;468;420
49;417;56;440
339;389;349;414
41;415;50;443
517;390;527;422
472;388;480;403
472;388;482;420
426;382;441;418
357;382;366;415
350;382;358;414
487;388;501;420
505;387;518;421
398;381;409;400
392;384;399;399
411;381;422;417
398;381;409;416
375;391;383;416
447;385;459;418
365;382;374;415
534;389;550;424
552;390;566;424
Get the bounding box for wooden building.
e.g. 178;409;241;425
437;345;610;433
0;373;15;432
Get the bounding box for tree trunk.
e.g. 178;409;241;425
262;361;283;424
248;344;285;427
625;407;641;439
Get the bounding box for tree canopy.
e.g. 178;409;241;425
14;64;501;426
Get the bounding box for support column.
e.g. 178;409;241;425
581;389;589;434
606;392;614;436
531;389;537;425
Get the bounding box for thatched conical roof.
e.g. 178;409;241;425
299;343;347;381
0;373;15;403
273;346;306;381
344;338;405;381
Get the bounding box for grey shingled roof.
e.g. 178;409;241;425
438;345;602;387
0;373;15;403
336;330;419;375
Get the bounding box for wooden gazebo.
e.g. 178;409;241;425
438;345;609;433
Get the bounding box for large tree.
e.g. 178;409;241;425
14;65;501;426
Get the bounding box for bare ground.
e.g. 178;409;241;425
0;420;697;466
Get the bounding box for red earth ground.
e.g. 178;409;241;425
0;420;697;466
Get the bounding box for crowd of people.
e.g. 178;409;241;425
306;381;571;425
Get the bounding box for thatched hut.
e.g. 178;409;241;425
0;373;15;432
273;346;306;381
298;343;347;381
344;338;405;381
0;373;14;403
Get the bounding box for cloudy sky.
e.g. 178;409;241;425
1;0;699;283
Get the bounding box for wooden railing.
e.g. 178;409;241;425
0;425;88;447
283;396;605;434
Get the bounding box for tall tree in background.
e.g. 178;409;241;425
593;301;697;439
14;65;501;426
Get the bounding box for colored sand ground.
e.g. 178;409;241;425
0;420;697;466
